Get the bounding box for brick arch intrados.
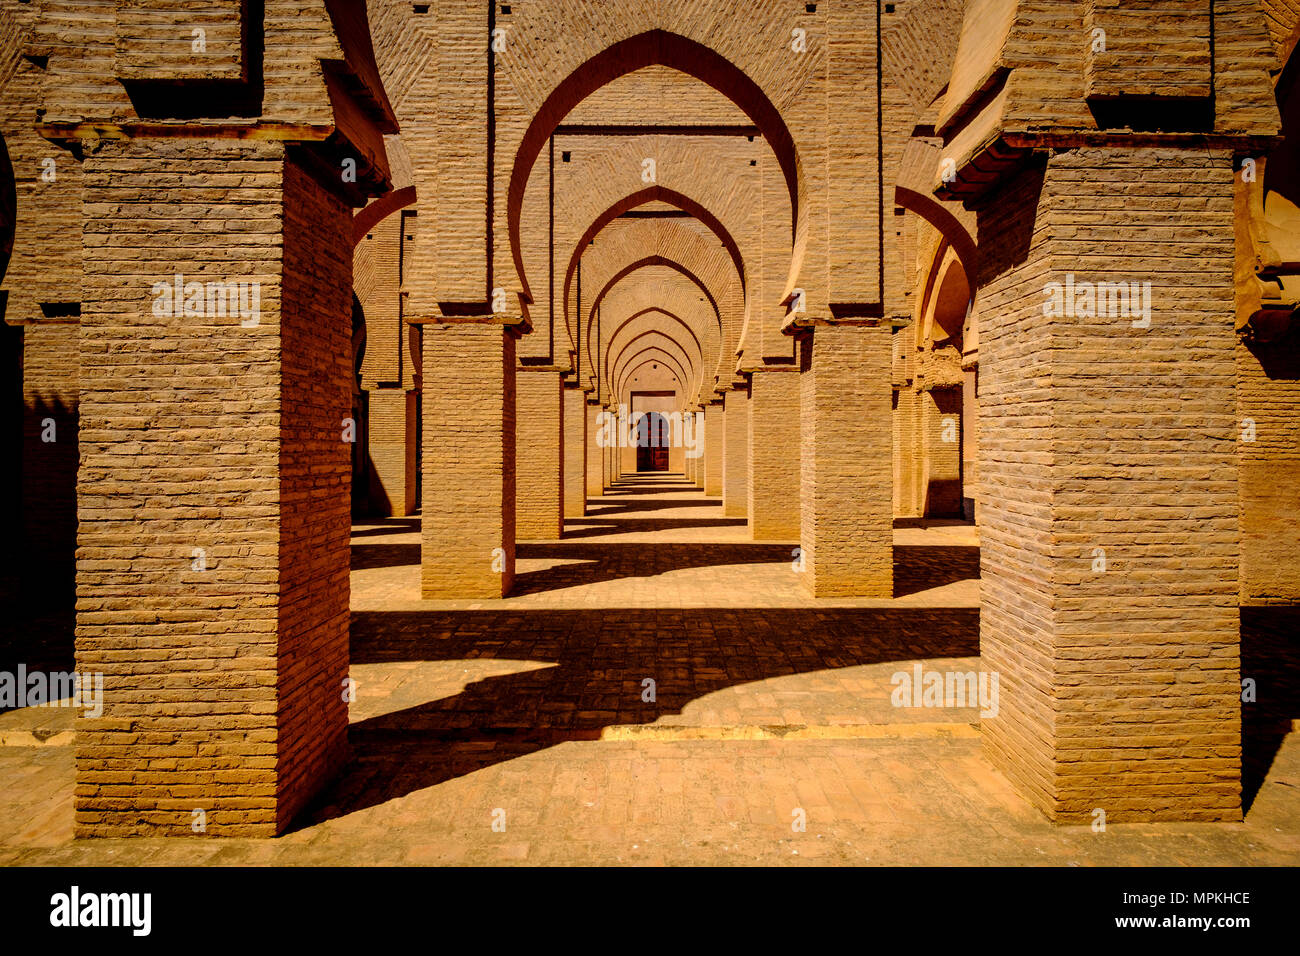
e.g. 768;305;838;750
585;256;721;372
603;306;704;389
615;346;693;407
611;331;698;402
563;185;744;339
509;30;802;308
606;314;703;401
352;185;416;248
617;354;691;409
609;328;699;401
921;249;970;349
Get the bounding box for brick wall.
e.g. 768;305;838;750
748;367;800;540
979;147;1242;822
421;324;515;598
722;386;748;517
585;401;603;498
799;324;893;597
1237;332;1300;603
275;156;353;831
75;139;354;836
516;369;563;539
704;402;723;496
563;385;586;520
920;385;962;516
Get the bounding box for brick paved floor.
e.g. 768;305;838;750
2;474;1297;865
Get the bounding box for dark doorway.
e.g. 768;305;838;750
636;412;670;472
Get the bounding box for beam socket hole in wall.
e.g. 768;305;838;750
806;3;816;12
501;4;511;13
749;160;756;166
886;3;895;12
412;4;429;13
562;151;571;162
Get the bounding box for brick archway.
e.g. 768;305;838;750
509;30;804;310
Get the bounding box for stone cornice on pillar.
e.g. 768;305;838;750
780;313;892;335
407;310;533;336
932;0;1281;206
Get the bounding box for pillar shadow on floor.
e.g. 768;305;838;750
511;540;792;592
294;605;980;829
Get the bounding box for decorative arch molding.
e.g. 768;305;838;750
509;30;802;309
616;351;693;407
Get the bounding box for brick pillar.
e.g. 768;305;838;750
422;323;515;598
748;367;801;539
364;387;417;516
921;386;963;517
893;386;920;516
76;141;351;835
799;325;892;597
586;402;604;498
704;403;723;496
685;445;695;482
723;387;749;517
563;385;586;520
516;370;563;539
691;409;705;487
962;368;978;521
979;148;1241;822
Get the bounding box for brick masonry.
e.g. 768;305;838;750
748;368;801;541
977;147;1243;823
2;0;1296;837
422;325;516;598
515;370;563;540
723;387;749;519
563;385;586;521
799;325;894;598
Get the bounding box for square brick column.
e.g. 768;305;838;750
704;403;723;496
748;367;801;540
979;148;1241;822
364;387;418;516
76;141;351;836
921;386;962;517
422;323;515;598
686;446;696;483
516;370;563;539
798;325;893;597
690;409;705;487
723;387;749;517
563;386;586;521
893;386;920;516
585;402;604;499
